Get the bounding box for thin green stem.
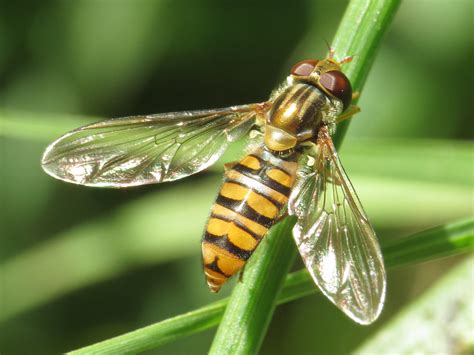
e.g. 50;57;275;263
68;217;474;354
209;217;297;354
208;0;401;353
332;0;401;146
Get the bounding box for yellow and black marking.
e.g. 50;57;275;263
202;148;297;292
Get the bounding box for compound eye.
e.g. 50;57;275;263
290;59;319;76
319;70;352;110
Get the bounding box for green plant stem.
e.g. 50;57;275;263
68;217;474;354
332;0;401;145
208;217;298;354
208;0;401;353
382;218;474;267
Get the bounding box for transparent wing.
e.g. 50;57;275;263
41;103;266;187
288;127;386;324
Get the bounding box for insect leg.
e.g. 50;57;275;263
224;161;239;172
238;269;245;283
336;105;360;124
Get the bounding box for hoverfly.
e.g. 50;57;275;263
41;51;386;324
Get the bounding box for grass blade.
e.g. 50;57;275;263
208;218;298;354
68;217;474;354
383;218;474;267
208;0;401;353
331;0;402;144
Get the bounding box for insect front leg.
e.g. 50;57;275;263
336;104;360;124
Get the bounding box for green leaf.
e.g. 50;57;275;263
68;218;474;354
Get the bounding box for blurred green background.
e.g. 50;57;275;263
0;1;472;354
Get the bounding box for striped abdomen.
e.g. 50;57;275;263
202;148;298;292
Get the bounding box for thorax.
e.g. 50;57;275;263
264;82;340;152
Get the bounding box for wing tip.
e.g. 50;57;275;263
349;304;384;325
306;267;387;325
345;282;387;325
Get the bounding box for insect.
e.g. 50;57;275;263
41;51;386;324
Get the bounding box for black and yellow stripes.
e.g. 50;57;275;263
202;148;298;292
